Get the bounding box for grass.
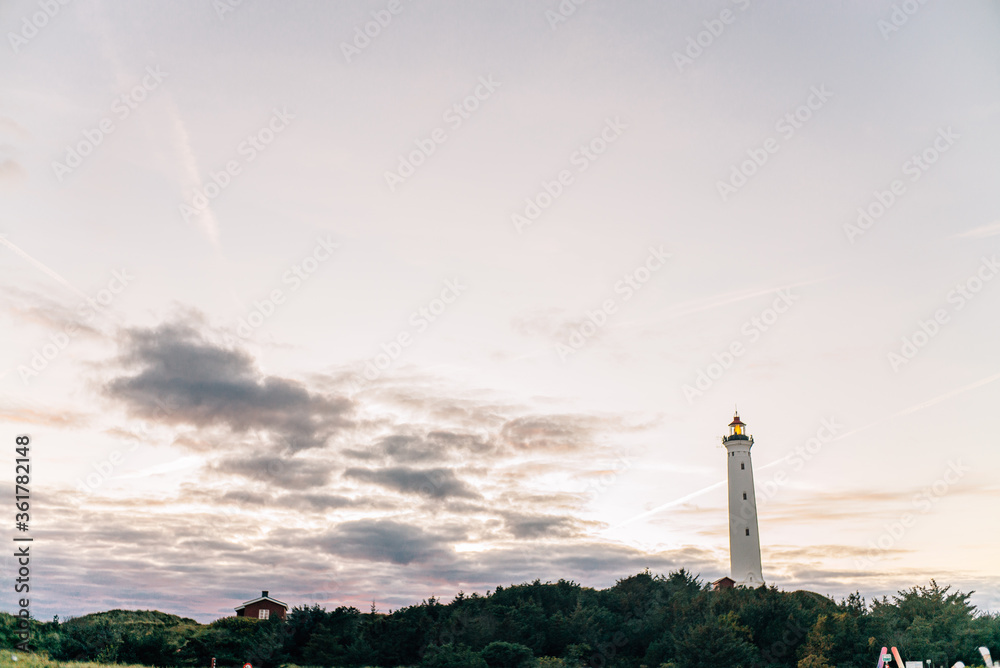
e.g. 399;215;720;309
0;652;153;668
0;655;372;668
1;654;986;668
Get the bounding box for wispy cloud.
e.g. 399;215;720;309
953;220;1000;239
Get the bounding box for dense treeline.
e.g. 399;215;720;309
3;571;998;668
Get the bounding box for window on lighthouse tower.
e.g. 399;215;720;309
741;463;745;470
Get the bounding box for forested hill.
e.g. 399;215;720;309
3;570;998;668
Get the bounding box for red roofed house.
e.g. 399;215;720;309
235;590;288;620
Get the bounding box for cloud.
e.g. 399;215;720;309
0;398;90;428
213;489;381;511
0;118;29;138
316;519;459;565
500;415;600;452
218;490;273;507
344;466;481;500
0;158;25;182
954;220;1000;239
213;453;334;489
282;493;363;511
510;307;576;341
502;512;581;539
105;321;354;451
347;431;496;463
0;286;103;338
0;118;27;184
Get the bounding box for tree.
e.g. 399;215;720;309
675;612;758;668
481;640;534;668
797;615;834;668
284;603;330;663
870;580;980;666
421;642;488;668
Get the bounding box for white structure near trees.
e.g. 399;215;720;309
723;412;765;586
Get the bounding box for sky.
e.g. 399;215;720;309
1;0;999;623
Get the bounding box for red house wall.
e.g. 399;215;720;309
236;600;287;620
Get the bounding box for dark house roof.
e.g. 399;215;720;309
235;590;289;612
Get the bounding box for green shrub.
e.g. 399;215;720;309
480;641;534;668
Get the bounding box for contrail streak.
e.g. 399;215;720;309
0;234;91;303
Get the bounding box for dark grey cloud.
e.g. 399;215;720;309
344;466;481;500
212;453;333;489
219;490;272;507
347;430;495;463
175;538;247;553
502;512;580;539
317;519;458;565
282;493;358;511
217;488;385;512
105;322;353;450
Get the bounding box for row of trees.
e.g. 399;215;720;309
3;571;998;668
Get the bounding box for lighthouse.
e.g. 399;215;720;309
723;411;764;586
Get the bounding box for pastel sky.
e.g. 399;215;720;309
1;0;999;623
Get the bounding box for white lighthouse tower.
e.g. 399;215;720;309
723;411;764;586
